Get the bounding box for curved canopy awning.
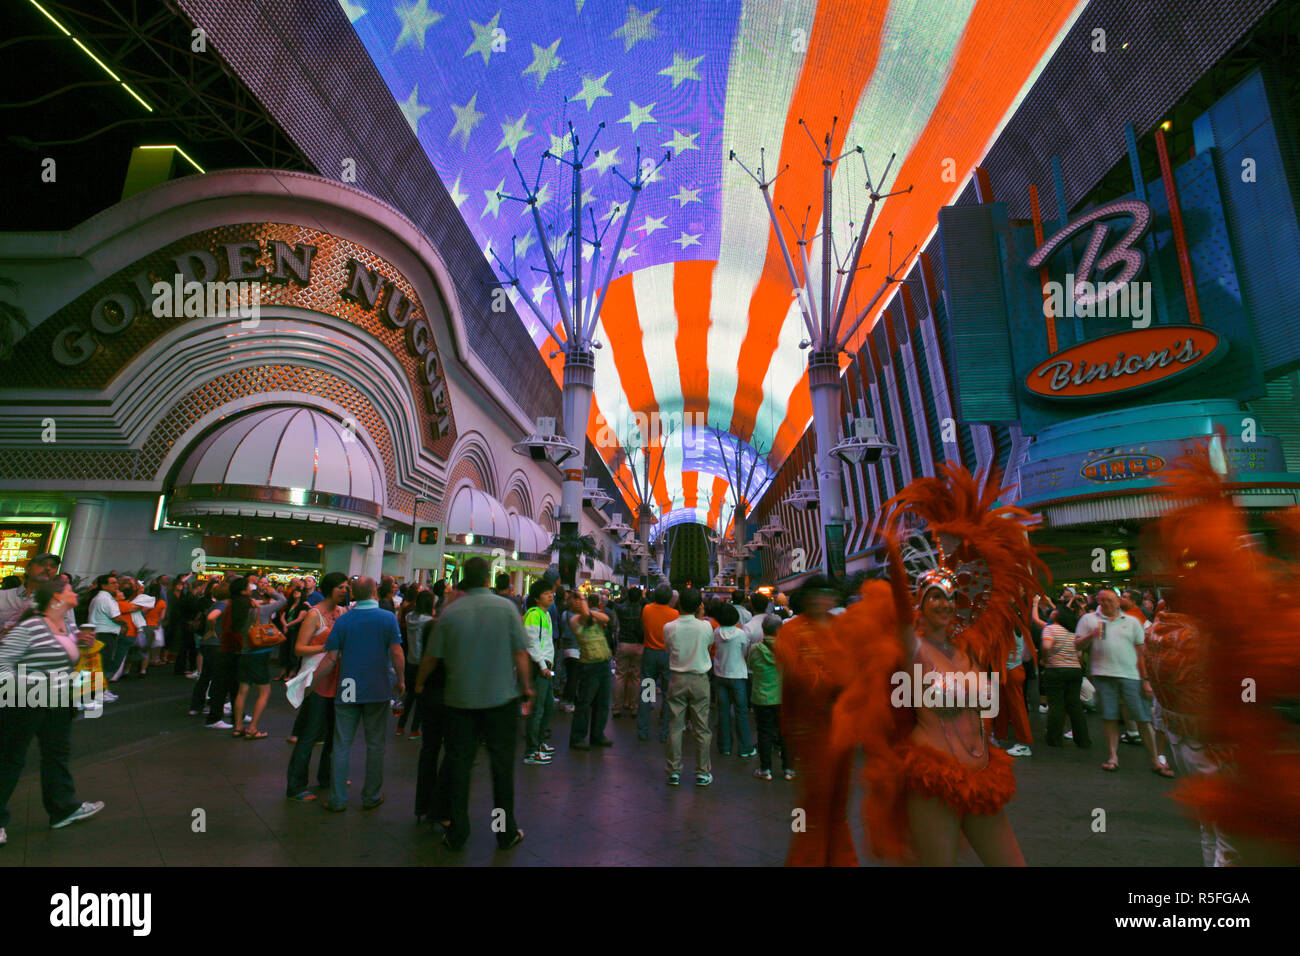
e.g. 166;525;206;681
508;512;553;566
168;407;383;542
445;485;515;552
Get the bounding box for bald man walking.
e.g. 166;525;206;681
320;576;405;812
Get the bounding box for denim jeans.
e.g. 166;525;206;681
715;676;753;753
0;704;81;828
754;704;787;772
286;693;335;794
637;647;671;741
1042;667;1091;747
414;680;451;821
105;629;132;680
331;701;389;807
443;701;520;849
525;668;554;752
206;650;238;724
397;664;422;732
570;660;611;745
190;647;217;712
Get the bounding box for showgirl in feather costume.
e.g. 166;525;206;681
1151;446;1300;864
824;463;1046;865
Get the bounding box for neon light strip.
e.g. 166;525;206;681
140;144;206;174
29;0;153;113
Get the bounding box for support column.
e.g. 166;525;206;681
62;497;106;579
810;349;846;579
733;502;748;589
362;529;385;582
559;352;595;588
637;504;654;587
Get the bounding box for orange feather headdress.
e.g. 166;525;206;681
829;463;1047;860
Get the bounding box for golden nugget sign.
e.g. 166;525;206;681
47;227;454;440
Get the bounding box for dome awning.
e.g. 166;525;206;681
509;512;553;565
445;485;514;552
168;407;383;541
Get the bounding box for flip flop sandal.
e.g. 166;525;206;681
244;730;269;740
1151;765;1175;777
1101;761;1119;772
232;730;246;738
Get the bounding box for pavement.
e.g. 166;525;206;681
0;672;1203;866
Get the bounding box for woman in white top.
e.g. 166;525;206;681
711;602;754;757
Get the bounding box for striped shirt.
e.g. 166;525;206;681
1042;623;1080;668
0;617;79;697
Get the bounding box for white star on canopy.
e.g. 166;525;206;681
393;0;443;53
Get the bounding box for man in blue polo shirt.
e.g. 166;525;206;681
320;576;404;812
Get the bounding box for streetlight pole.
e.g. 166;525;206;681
731;124;914;579
497;123;670;588
407;491;427;585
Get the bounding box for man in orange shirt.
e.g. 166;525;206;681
637;584;679;742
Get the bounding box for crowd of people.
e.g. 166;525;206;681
0;547;1182;856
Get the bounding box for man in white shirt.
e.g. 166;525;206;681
663;589;715;788
1076;588;1170;777
742;594;771;653
730;590;753;626
0;553;74;636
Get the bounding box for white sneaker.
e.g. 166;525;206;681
0;827;7;846
51;801;105;829
101;691;118;703
1007;744;1032;757
206;720;234;730
223;703;232;715
1064;731;1074;739
1038;704;1049;714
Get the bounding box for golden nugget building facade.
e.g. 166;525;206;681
0;170;619;587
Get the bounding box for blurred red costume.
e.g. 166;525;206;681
1152;450;1300;862
775;613;857;866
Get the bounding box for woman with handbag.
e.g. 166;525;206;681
286;572;348;799
0;581;106;846
227;577;286;740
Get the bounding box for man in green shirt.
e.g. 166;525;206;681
523;580;556;764
418;557;532;851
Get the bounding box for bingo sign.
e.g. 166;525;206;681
0;523;56;579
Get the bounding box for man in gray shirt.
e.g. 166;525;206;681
419;556;532;851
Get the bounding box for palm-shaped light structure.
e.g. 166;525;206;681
710;427;770;589
609;416;672;586
495;119;670;587
730;118;914;578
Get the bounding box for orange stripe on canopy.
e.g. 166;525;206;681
601;274;659;422
681;469;700;510
728;0;889;441
775;0;1082;452
674;261;714;418
707;474;728;530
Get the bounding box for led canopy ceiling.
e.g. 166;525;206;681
344;0;1085;525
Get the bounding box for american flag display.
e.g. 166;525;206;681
342;0;1085;534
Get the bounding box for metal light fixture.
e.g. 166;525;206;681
783;478;820;511
830;416;899;465
512;416;579;466
582;478;613;508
